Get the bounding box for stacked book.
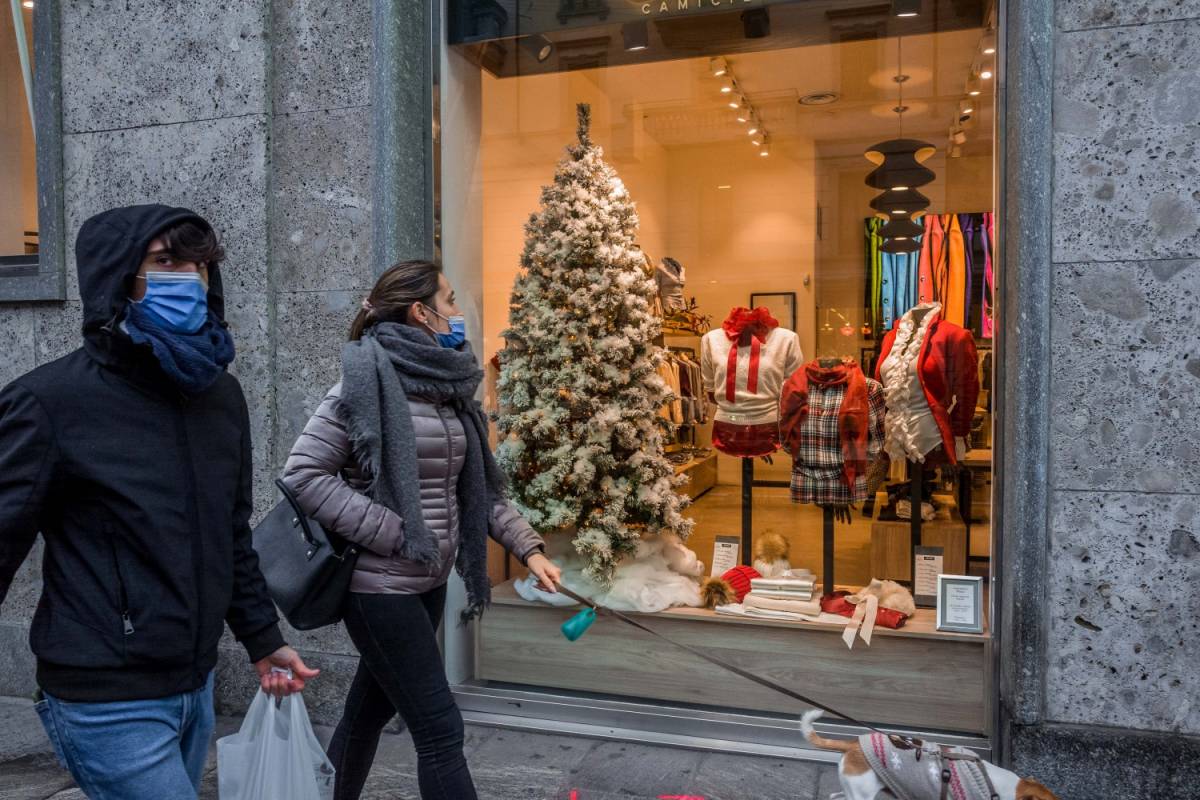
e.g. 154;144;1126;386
742;571;821;618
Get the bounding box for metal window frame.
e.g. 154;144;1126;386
428;0;1054;768
0;0;66;302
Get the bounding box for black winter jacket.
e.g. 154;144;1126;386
0;205;285;702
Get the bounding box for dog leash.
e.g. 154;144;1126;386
552;582;913;746
553;584;1000;799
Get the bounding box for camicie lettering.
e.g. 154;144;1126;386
642;2;651;12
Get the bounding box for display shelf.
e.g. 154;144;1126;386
479;579;990;734
672;452;717;500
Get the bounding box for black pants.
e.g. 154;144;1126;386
328;587;478;800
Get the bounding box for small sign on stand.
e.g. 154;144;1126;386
936;574;984;634
711;536;740;577
913;546;944;608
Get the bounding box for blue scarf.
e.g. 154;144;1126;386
124;304;235;394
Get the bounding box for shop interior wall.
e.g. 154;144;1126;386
813;150;994;363
481;63;818;487
0;8;37;255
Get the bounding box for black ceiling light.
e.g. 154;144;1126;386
864;138;936;191
741;9;771;39
880;237;922;253
879;216;925;239
622;20;650;51
869;187;930;217
865;35;935;251
519;34;554;62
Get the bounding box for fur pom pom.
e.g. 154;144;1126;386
701;577;736;609
754;531;789;562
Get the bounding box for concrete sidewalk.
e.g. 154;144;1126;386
0;696;838;800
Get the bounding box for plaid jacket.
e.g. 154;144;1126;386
789;377;885;505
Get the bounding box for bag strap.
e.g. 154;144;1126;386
273;478;320;550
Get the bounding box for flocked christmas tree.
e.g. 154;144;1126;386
496;104;693;585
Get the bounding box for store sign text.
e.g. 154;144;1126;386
641;0;754;16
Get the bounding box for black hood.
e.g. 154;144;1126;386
77;204;226;365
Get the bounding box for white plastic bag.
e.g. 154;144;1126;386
217;689;335;800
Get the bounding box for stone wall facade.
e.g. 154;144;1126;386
0;0;411;726
1;1;1198;797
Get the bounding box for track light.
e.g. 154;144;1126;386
741;9;771;38
736;110;750;123
952;128;967;145
728;94;746;110
718;78;736;94
980;68;993;80
966;73;982;96
710;57;728;77
981;31;997;55
958;98;974;121
519;35;554;63
892;0;920;16
622;21;649;51
759;137;770;157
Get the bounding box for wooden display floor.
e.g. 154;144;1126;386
479;579;991;735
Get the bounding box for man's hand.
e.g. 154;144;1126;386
254;645;319;699
527;552;563;593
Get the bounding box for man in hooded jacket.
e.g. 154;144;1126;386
0;205;317;799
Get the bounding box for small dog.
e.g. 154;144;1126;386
801;710;1060;800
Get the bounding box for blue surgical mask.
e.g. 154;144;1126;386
426;309;467;349
132;272;209;334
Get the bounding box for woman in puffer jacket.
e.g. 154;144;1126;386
281;260;561;800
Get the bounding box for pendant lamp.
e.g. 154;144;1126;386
864;138;936;191
869;187;930;217
866;35;936;252
878;215;924;239
880;237;921;254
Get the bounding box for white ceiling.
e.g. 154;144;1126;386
483;28;996;159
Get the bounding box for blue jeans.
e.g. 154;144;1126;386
35;672;215;800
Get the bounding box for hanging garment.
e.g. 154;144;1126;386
876;303;980;465
941;215;967;327
880;242;921;332
865;218;884;339
656;258;687;314
982;211;995;339
701;307;804;427
917;214;945;305
959;214;976;333
780;361;886;505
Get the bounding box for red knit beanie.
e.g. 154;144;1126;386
720;565;761;603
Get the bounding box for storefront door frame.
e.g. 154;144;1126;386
428;0;1055;766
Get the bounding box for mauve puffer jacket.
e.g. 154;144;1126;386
281;382;544;594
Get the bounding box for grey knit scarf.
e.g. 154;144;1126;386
339;322;504;621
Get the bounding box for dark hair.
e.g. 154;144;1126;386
158;220;225;268
349;260;443;341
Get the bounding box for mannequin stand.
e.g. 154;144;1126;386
823;506;836;594
740;457;790;566
909;460;924;589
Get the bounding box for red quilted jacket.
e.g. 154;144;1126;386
875;316;979;465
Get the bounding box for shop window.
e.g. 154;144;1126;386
455;0;999;739
0;0;64;302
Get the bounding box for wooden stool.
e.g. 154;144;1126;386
871;517;968;581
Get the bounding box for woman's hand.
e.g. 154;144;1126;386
526;552;562;593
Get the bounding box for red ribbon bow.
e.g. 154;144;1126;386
721;307;779;403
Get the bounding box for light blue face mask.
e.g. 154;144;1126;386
133;271;209;334
426;308;466;349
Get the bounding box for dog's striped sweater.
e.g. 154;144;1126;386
858;732;996;800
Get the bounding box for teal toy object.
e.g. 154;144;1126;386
561;607;596;641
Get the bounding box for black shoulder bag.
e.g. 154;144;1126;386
252;479;359;630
